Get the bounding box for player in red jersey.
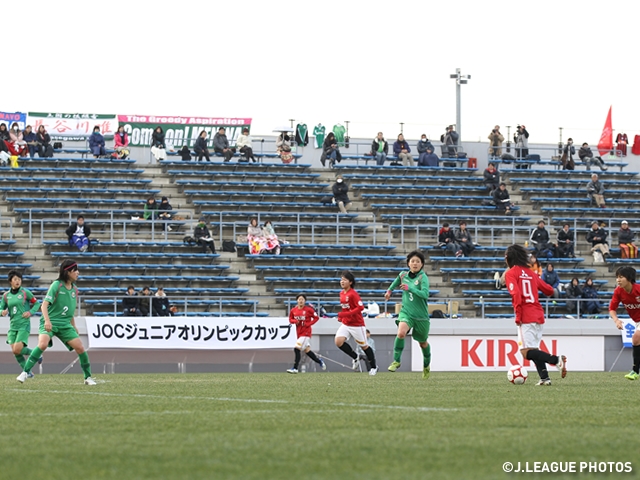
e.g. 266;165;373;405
334;271;378;375
609;266;640;380
505;244;567;385
287;294;326;374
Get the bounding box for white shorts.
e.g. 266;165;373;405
517;323;544;349
295;336;311;350
335;324;368;347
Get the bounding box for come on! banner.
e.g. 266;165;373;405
117;114;252;148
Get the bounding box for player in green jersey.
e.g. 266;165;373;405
384;250;432;378
17;259;96;385
1;270;42;376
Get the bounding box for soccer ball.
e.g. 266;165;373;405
507;365;528;385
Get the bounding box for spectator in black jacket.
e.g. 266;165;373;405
23;125;37;158
618;220;638;259
581;277;602;315
565;278;582;316
417;134;435;165
65;215;92;252
88;125;106;158
36;125;54;157
158;196;174;232
492;183;513;214
438;223;461;257
454;221;475;257
529;220;551;256
578;143;607;171
193;130;210;162
556;223;575;258
151;126;167;161
586;173;605;208
332;174;351;214
213;127;235;162
139;286;152;316
153;287;172;316
371;132;388;166
561;138;575;170
586;221;610;257
483;163;500;192
122;286;141;316
194;217;216;254
178;145;192;161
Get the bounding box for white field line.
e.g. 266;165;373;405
6;388;459;413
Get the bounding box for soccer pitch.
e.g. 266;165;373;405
1;371;636;480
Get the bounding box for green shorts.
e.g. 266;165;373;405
38;323;79;351
396;313;430;343
6;327;30;346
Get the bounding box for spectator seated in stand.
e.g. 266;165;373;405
122;285;141;316
247;217;279;255
438;222;461;257
36;125;54;158
417;134;436;166
492;182;513;214
393;133;414;166
454;221;476;257
23;125;37;158
7;123;28;157
618;220;637;259
581;277;601;315
578;142;608;171
158;196;174;231
483;162;500;192
541;263;560;299
586;221;610;260
236;127;256;163
262;221;281;254
194;217;216;254
556;223;575;258
276;131;294;164
586;173;606;208
143;196;158;221
194;130;211;162
321;132;341;168
151;126;167;161
138;286;152;316
178;145;192;161
332;174;351;214
529;220;554;258
88;125;106;158
371;132;388;166
153;287;173;316
565;277;582;316
113;125;130;159
65;215;92;252
213;127;236;162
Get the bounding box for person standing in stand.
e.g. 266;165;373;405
287;294;326;373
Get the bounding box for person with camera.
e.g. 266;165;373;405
488;125;504;158
514;125;529;159
440;125;459;158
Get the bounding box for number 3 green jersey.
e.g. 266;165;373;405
387;270;430;320
44;281;78;326
0;287;41;330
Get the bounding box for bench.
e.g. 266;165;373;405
166;150;303;164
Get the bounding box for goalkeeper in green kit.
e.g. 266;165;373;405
1;271;42;376
384;250;432;378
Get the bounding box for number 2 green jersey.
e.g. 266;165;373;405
387;270;430;320
44;280;78;326
0;287;41;330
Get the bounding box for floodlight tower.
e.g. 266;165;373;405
449;68;471;140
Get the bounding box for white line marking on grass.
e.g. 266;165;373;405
0;409;349;417
7;389;459;413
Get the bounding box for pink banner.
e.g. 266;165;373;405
117;115;251;126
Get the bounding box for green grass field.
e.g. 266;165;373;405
1;371;637;480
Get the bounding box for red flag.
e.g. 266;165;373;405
597;106;612;156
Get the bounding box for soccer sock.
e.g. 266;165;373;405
526;350;550;379
338;342;357;359
20;347;32;356
393;337;405;363
15;354;26;368
79;352;92;379
363;347;377;369
306;350;322;365
23;346;43;373
422;344;432;368
526;349;556;365
633;345;640;374
293;348;301;369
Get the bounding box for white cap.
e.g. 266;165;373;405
622;220;628;225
